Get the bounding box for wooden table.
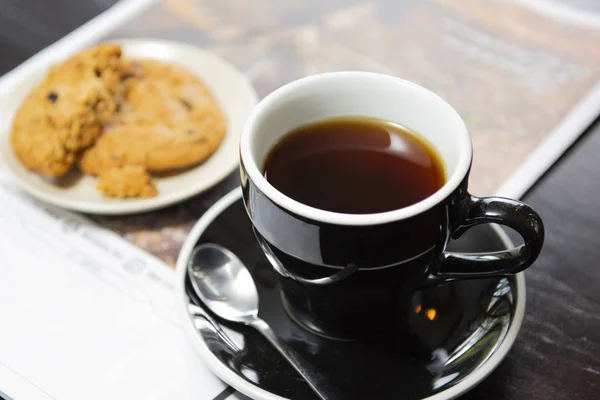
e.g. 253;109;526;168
2;1;599;399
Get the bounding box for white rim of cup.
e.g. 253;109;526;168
240;72;473;226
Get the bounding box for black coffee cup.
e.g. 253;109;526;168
239;72;544;339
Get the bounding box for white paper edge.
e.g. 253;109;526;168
495;81;600;199
510;0;600;30
0;362;54;400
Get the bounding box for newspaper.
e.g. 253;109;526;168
0;167;229;400
93;0;600;265
108;0;600;196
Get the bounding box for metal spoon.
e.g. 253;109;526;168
187;243;338;400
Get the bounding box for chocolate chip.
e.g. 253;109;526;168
115;103;121;113
94;68;101;77
180;99;193;110
46;91;58;103
120;72;134;82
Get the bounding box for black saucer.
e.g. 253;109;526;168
177;189;524;400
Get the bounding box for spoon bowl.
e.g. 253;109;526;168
189;244;258;323
187;243;340;400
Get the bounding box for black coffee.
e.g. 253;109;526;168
263;117;446;214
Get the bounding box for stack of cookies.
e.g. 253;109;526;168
10;43;226;199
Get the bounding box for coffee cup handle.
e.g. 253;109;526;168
427;195;544;285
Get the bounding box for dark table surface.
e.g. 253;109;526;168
0;0;119;75
462;118;600;400
1;1;599;399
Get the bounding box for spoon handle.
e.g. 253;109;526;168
251;318;339;400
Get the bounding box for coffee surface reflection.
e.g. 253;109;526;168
263;117;446;214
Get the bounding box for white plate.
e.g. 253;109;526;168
0;39;258;215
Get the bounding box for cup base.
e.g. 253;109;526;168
280;289;357;341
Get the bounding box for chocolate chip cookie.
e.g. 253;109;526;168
10;43;122;177
79;59;226;175
97;165;158;198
